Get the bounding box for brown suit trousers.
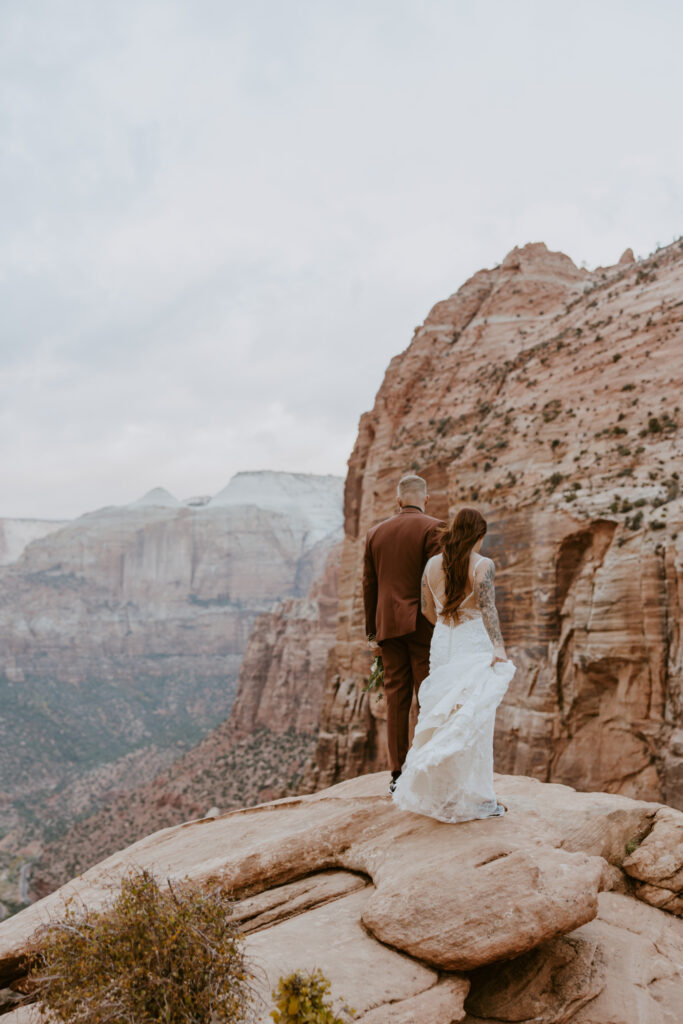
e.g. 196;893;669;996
362;507;443;772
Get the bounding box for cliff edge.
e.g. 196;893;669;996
1;772;682;1022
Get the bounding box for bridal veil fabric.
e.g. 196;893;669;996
392;560;516;823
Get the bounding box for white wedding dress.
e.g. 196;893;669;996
391;554;516;823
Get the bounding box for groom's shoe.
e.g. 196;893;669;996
389;770;401;795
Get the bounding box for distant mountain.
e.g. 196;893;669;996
0;471;342;918
0;518;69;566
30;542;342;897
129;487;181;508
209;471;344;544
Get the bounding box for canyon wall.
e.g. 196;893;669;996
0;519;69;566
29;542;341;898
0;471;342;911
307;241;683;808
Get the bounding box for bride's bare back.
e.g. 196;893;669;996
422;551;506;658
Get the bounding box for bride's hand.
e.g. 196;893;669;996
491;651;507;666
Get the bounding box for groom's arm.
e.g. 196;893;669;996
362;534;378;639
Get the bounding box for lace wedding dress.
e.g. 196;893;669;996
391;553;516;823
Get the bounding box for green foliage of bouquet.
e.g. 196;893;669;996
271;970;354;1024
362;655;384;700
27;867;255;1023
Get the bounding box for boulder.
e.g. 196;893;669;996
622;806;683;914
464;892;683;1024
466;930;606;1023
362;844;604;970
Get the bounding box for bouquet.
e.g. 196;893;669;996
363;655;384;700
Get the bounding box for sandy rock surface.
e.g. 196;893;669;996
356;976;470;1023
234;869;365;933
1;772;683;1021
247;885;437;1021
1;1008;43;1023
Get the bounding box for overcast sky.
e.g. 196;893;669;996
2;0;682;519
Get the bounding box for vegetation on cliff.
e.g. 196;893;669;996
27;868;255;1023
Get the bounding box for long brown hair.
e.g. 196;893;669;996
439;507;487;619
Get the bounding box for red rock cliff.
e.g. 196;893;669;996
307;241;683;808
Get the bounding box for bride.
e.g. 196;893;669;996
391;507;516;823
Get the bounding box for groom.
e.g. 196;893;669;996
362;474;443;793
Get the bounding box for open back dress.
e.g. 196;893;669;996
391;553;516;823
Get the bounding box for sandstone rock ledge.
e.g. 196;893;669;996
1;773;682;1023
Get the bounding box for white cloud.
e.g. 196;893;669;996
1;0;682;517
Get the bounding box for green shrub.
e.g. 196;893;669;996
271;970;353;1024
27;867;254;1023
542;399;562;422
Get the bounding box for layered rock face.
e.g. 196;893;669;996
28;543;342;898
0;471;342;907
228;541;341;740
307;240;683;808
0;520;69;567
2;773;683;1023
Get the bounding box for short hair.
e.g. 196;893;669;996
397;474;427;501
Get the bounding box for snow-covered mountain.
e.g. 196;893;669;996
123;471;344;545
208;471;344;544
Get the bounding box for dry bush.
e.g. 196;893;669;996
27;867;255;1023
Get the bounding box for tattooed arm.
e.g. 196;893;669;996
474;558;507;665
421;561;437;625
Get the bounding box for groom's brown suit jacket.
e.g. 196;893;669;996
363;506;444;643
